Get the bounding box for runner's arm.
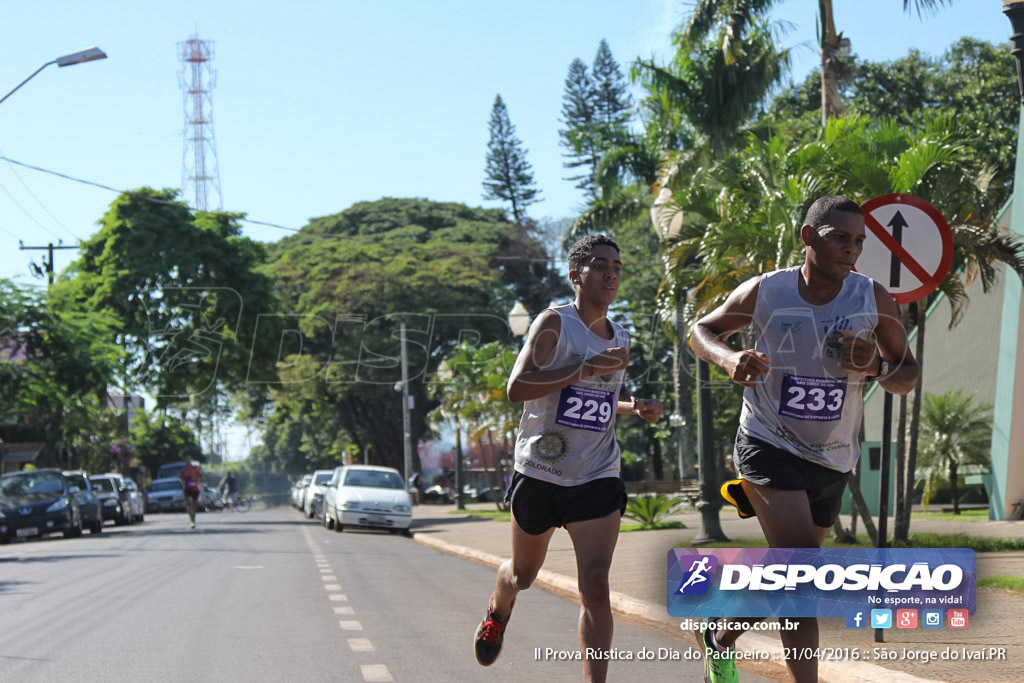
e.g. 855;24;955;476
867;283;918;394
689;276;769;388
507;310;629;403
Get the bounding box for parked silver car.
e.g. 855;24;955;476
89;474;135;526
145;478;186;513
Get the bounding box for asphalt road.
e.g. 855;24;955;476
0;507;776;682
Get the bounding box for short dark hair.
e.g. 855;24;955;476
568;234;620;272
804;195;862;229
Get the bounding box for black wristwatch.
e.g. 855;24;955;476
868;357;890;380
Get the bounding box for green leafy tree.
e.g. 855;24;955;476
258;198;561;474
0;281;121;463
917;390;992;515
58;188;280;415
819;0;955;124
130;410;204;479
483;95;541;224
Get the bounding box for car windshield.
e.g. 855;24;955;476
90;478;116;493
150;480;183;492
314;473;332;485
0;472;63;497
343;470;403;489
66;474;88;490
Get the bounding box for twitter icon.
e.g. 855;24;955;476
870;609;892;629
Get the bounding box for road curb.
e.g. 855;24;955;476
412;532;945;683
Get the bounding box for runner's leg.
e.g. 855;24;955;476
713;481;827;683
491;512;555;620
565;510;621;683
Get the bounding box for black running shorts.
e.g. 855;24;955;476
505;471;627;536
733;430;851;528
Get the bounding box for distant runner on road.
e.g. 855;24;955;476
180;456;203;529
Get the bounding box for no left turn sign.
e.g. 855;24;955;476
855;194;953;304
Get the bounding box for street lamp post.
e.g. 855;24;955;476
650;189;726;542
1005;2;1024;104
0;46;107;107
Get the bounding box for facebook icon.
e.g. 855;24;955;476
845;609;866;629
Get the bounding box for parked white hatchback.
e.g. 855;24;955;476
303;469;335;519
322;465;412;535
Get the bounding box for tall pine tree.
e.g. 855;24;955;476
559;58;600;197
482;95;540;224
559;40;634;198
592;39;633;128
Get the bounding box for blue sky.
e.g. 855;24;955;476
0;0;1014;290
0;1;1015;459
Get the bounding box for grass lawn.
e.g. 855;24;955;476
977;575;1024;593
448;508;511;522
621;521;686;532
910;508;990;522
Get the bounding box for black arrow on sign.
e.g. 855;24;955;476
888;210;909;288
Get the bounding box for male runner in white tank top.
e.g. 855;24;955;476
689;195;919;683
473;235;663;682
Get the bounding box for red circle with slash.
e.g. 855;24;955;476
856;193;953;304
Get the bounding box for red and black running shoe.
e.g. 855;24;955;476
473;597;513;666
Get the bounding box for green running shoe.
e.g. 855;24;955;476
699;622;738;683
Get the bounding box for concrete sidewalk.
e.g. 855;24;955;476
410;503;1024;683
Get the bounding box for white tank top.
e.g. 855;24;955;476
739;267;878;473
513;304;630;486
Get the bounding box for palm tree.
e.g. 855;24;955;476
819;0;956;124
917;390;992;515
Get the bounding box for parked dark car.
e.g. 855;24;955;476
89;474;135;526
62;470;104;534
0;469;83;543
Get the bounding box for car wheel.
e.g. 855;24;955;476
334;521;344;533
91;516;103;534
115;507;131;526
323;507;334;530
402;528;413;538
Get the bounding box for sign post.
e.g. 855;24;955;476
856;194;952;643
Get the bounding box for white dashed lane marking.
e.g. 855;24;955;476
348;638;375;652
303;525;391;683
360;664;394;682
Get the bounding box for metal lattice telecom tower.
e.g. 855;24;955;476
177;34;222;211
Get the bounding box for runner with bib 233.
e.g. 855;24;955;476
688;195;919;683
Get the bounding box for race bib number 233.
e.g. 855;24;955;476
778;374;846;422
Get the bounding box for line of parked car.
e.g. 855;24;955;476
0;468;224;545
289;464;413;536
0;468;145;544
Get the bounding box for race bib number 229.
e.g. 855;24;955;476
556;385;615;432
